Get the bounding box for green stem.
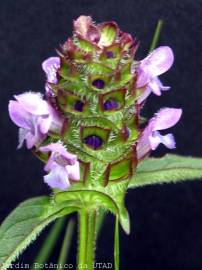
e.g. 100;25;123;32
114;216;120;270
149;19;163;52
86;210;97;268
78;209;88;268
77;209;97;270
96;208;106;236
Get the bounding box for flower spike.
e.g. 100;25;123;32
9;16;182;190
7;16;188;269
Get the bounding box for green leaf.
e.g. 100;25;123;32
129;154;202;188
114;216;120;270
31;217;66;270
0;196;78;270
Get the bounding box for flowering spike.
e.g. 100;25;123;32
6;16;196;270
39;17;181;186
9;16;182;190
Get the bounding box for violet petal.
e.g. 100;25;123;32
149;131;176;150
153;108;182;131
67;161;80;181
14;92;49;115
44;165;70;190
9;101;32;130
42;57;60;84
140;46;174;78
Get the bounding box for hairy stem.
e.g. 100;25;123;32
77;209;97;269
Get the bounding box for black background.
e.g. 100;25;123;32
1;0;202;269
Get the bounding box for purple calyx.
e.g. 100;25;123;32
104;99;119;111
74;100;84;112
83;135;103;149
92;79;105;89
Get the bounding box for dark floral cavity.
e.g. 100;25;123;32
103;99;119;111
83;135;103;150
106;51;114;58
92;79;105;89
74;100;84;112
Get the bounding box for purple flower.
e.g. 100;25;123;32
8;92;63;149
137;108;182;160
39;142;80;190
42;57;60;95
136;46;174;103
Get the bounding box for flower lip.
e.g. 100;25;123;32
152;108;182;131
141;46;174;78
136;46;174;88
14;92;49;115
